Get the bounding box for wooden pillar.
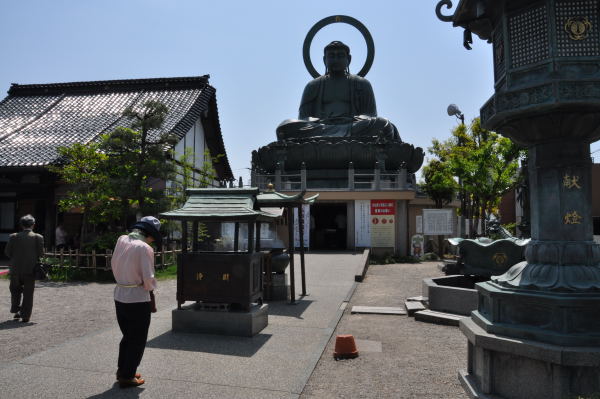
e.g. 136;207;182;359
299;204;307;296
234;222;240;252
181;220;188;253
192;221;199;251
287;207;296;303
178;219;187;310
256;221;262;252
247;222;255;254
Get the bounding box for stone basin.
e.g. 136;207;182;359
422;275;484;316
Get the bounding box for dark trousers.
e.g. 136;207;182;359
10;273;35;318
115;300;151;379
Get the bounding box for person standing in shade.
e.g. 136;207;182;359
55;221;68;251
111;216;161;388
4;214;44;323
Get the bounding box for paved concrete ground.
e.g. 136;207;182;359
301;262;468;399
0;258;468;398
0;252;364;398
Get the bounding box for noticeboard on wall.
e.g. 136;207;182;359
422;209;454;236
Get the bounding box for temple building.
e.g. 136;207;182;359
0;76;233;255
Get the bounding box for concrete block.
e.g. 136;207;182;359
351;306;406;315
404;300;426;316
172;303;268;337
406;295;428;302
414;310;466;326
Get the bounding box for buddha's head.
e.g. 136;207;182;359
323;41;351;75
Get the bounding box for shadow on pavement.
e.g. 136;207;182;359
86;383;144;398
146;331;271;357
0;320;32;330
267;299;313;319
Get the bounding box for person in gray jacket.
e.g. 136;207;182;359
4;214;44;322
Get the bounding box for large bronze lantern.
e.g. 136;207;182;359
438;1;600;398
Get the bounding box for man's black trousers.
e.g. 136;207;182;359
115;300;151;379
10;273;35;318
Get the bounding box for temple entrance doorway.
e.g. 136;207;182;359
310;203;347;250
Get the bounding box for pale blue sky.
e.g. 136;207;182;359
0;1;500;181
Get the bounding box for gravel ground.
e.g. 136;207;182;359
0;278;176;364
300;261;468;399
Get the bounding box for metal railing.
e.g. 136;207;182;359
252;165;412;192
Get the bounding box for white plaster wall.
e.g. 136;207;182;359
170;118;217;189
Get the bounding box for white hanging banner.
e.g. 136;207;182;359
416;215;423;234
354;200;371;247
294;205;310;248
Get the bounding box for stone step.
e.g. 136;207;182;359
351;306;406;315
414;310;467;326
406;295;428;302
404;300;426;316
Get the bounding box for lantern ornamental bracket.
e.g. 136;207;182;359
436;0;455;22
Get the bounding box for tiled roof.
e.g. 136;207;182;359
0;76;233;179
161;188;280;222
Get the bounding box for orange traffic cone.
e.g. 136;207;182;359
333;334;359;360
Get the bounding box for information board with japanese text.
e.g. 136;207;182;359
370;200;395;247
422;209;454;235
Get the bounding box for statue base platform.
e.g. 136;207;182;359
460;317;600;399
253;138;424;172
474;281;600;346
172;303;268;337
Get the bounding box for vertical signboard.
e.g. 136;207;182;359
354;200;371;247
370;200;395;247
294;205;310;248
416;215;423;234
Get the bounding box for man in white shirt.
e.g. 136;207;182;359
111;216;161;388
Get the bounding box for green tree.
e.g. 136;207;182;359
50;100;225;249
101;101;178;224
422;159;456;208
429;118;525;237
48;142;119;245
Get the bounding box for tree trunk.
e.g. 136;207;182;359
80;211;87;250
437;235;445;258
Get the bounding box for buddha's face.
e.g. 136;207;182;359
324;48;351;73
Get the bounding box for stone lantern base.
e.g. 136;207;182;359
460;317;600;399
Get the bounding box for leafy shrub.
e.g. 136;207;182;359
369;255;421;265
422;252;440;261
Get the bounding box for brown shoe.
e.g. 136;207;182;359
116;372;141;381
118;377;145;388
